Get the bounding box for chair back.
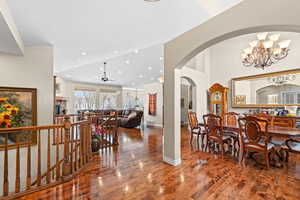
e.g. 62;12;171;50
252;113;274;126
238;116;270;145
203;114;223;136
223;112;239;127
188;112;199;130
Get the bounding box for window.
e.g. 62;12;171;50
267;94;278;104
282;91;300;104
99;93;118;109
74;90;97;111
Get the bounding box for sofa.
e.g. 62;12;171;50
77;109;143;128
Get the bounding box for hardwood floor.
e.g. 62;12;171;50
18;126;300;200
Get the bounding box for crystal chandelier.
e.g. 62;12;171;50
241;32;291;69
268;74;296;85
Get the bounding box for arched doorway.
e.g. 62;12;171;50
163;0;300;166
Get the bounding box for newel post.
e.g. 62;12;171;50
62;115;72;177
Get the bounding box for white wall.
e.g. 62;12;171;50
143;82;163;127
0;46;54;124
0;46;54;195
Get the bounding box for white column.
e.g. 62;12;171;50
163;65;181;166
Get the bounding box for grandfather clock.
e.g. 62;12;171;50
209;83;228;117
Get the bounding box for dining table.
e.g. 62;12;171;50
199;123;300;167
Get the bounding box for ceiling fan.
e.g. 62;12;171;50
100;62;114;82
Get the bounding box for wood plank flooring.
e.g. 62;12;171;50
18;126;300;200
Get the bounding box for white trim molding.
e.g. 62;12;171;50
144;122;163;128
163;156;181;166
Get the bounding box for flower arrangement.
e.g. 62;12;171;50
0;97;21;128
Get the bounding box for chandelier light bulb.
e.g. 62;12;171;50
269;34;280;41
278;40;291;48
257;32;269;40
249;40;258;47
263;40;274;49
244;47;253;54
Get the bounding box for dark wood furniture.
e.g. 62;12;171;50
203;114;233;158
238;116;275;169
188;112;206;149
200;119;300;167
209;83;228;118
223;112;240;156
284;139;300;161
252;113;298;128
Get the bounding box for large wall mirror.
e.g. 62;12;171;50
232;69;300;107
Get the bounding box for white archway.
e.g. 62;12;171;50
163;0;300;165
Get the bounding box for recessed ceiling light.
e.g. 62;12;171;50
139;75;144;78
81;52;87;56
125;60;130;64
134;49;139;54
148;66;152;70
160;70;163;73
159;57;163;60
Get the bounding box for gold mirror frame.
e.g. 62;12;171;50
231;68;300;108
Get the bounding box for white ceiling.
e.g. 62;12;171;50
7;0;242;87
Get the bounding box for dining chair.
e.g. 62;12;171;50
238;116;275;169
223;112;240;156
188;112;206;149
283;138;300;162
203;114;233;158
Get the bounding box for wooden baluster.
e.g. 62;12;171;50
3;133;9;196
46;129;51;184
26;133;32;189
37;130;41;186
88;122;92;160
15;134;20;193
60;125;63;144
74;125;78;172
56;128;60;180
84;124;87;163
62;115;71;177
82;124;86;165
80;123;84;167
70;126;74;173
86;124;89;162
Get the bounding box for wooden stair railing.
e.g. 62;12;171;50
94;116;119;150
0;116;92;199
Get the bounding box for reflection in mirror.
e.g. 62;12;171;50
232;69;300;107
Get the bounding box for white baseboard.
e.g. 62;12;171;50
163;156;181;166
144;122;163;128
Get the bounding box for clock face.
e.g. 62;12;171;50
213;92;222;101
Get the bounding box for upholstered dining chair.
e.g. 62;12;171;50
223;112;240;156
203;114;233;158
238;116;275;169
283;138;300;162
188;112;206;149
